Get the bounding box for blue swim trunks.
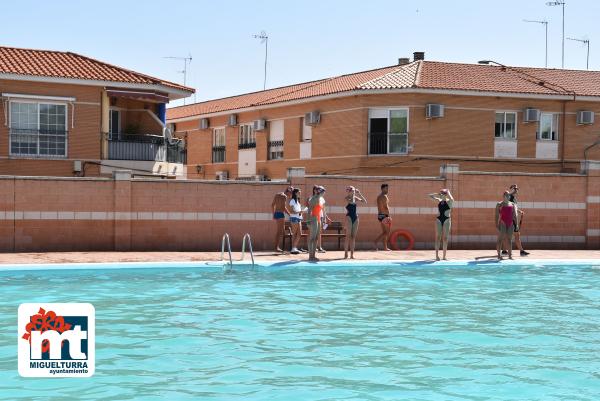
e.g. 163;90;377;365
290;217;302;223
273;211;285;220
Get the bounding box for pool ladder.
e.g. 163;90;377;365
220;233;255;269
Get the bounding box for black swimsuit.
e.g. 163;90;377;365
437;201;450;226
346;203;358;224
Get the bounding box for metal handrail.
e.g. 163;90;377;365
220;233;233;268
240;233;255;266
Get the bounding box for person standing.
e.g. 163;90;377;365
495;191;519;260
429;189;454;261
344;186;367;259
373;183;392;251
272;187;292;252
503;184;530;256
307;185;325;261
289;188;307;254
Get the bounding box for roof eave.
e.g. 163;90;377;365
0;73;194;102
167;87;582;122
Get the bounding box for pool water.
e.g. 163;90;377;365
1;261;599;400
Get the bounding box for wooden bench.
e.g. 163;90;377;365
283;221;346;250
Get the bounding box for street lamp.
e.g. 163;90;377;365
523;19;548;67
546;1;566;68
566;37;590;70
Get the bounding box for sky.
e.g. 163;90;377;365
2;0;599;107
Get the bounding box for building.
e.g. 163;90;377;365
167;52;600;180
0;46;194;178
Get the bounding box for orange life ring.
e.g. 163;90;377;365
389;230;415;251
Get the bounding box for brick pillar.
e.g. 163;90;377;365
585;161;600;249
440;164;460;247
113;170;132;251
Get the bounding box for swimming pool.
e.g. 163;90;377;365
1;260;599;400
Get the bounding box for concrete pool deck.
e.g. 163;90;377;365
0;250;598;265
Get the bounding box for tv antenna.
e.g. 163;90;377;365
253;31;269;90
164;54;193;104
566;37;590;70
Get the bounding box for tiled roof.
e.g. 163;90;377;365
0;46;194;93
168;60;600;120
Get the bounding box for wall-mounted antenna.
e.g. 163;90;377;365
163;54;193;104
253;31;269;90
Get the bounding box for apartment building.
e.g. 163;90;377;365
0;46;194;178
167;53;600;180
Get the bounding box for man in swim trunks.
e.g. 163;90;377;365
374;183;392;251
272;187;292;252
495;190;519;260
307;185;325;261
503;184;530;256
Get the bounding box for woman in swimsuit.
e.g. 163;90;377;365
344;186;367;259
289;188;308;254
429;189;454;261
495;190;519;260
307;186;325;261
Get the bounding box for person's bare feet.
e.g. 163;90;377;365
384;247;392;251
309;257;319;262
344;252;348;259
276;247;283;252
436;256;440;261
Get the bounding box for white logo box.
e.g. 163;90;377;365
18;303;95;378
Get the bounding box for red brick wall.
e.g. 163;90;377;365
0;164;597;252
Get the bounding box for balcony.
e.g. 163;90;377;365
212;146;226;163
238;142;257;150
106;133;186;163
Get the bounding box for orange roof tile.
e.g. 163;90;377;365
167;60;600;120
0;46;194;94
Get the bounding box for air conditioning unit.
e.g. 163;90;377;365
73;160;82;173
227;114;238;126
304;111;321;126
577;110;594;125
523;108;540;122
253;119;267;131
215;171;229;181
252;174;265;181
200;118;210;129
426;104;444;119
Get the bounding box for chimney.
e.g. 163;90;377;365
413;51;425;61
398;57;410;65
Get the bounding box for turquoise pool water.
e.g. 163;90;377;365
1;260;599;400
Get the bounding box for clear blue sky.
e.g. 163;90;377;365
2;0;599;106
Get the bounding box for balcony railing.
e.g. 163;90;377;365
212;146;226;163
106;133;186;163
238;142;257;150
369;132;387;155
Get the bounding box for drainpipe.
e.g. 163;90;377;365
561;100;567;170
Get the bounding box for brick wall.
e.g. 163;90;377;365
0;162;597;252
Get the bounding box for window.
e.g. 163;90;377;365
495;112;517;139
238;124;256;149
212;128;226;163
9;101;67;157
368;108;409;155
538;113;559;140
109;109;121;136
268;120;284;160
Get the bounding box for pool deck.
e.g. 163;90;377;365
0;250;597;265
